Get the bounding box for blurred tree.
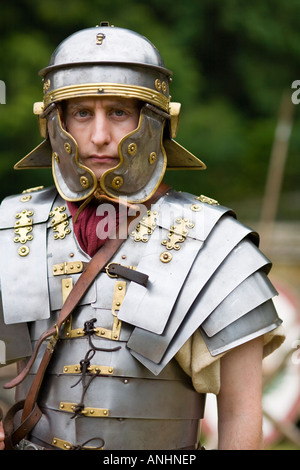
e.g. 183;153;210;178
0;0;299;220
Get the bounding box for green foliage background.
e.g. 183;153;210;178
1;0;300;221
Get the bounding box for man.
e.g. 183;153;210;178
0;23;284;450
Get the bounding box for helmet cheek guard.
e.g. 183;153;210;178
101;104;167;203
47;105;98;201
14;24;206;203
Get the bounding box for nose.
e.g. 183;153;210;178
90;112;112;147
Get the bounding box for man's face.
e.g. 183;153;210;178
63;96;141;180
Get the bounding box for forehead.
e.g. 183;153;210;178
65;96;141;109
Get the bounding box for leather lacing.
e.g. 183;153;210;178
70;318;121;419
70;437;105;450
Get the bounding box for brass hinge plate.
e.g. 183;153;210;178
59;402;109;417
130;210;158;242
65;317;122;341
63;364;114;375
53;261;86;276
161;218;194;250
52;437;104;450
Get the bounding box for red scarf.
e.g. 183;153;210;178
67;200;120;257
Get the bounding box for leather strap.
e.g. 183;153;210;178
3;182;170;446
105;263;149;286
4;400;42;450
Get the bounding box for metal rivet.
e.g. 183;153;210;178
190;204;202;212
155;79;162;91
80;176;90;188
18;246;30;257
112;176;123;189
149;152;157;164
64;142;72;154
52;152;60;163
160;251;172;263
128;143;137;155
20;195;31;202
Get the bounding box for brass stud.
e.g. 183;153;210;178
155;79;162;91
160;251;172;263
18;246;30;257
112;176;123;189
43;79;50;94
162;81;167;94
149;152;157;164
80;176;90;188
64;142;72;154
20;195;31;202
52;152;60;164
190;204;202;212
127;143;137;155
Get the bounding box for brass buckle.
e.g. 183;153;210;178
105;262;119;278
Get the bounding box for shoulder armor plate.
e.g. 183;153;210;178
0;186;58;324
120;190;281;374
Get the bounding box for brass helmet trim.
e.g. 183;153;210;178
44;83;169;112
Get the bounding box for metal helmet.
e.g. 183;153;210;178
15;22;206;203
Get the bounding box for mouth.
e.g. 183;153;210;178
88;155;119;165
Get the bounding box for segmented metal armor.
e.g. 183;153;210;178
0;186;281;449
0;23;282;450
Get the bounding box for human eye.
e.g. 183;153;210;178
110;108;126;119
75;109;90;119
